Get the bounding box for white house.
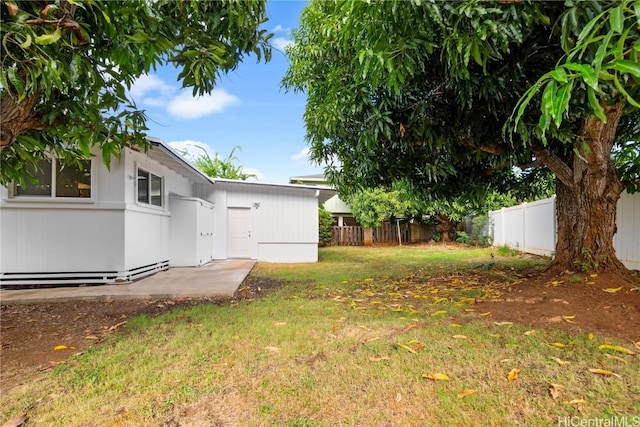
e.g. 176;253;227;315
0;138;334;286
289;174;356;226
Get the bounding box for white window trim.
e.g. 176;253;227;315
135;165;165;209
8;158;96;203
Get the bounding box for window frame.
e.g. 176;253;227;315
10;158;94;201
135;166;164;208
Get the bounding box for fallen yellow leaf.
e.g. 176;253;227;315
396;343;418;354
589;273;598;278
588;333;594;340
598;344;636;355
264;346;281;354
362;337;381;344
565;399;586;405
549;342;566;348
562;315;575;320
524;330;536;336
634;341;640;350
452;335;468;340
604;354;628;364
507;368;520;382
457;389;476;398
450;323;463;328
549;383;564;399
551;357;571;367
602;287;622;293
1;413;27;427
479;312;492;316
422;373;450;381
587;368;622;379
53;345;74;351
500;358;513;364
431;310;447;317
84;336;99;340
368;356;391;362
494;321;514;326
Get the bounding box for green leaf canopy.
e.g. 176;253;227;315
0;0;272;184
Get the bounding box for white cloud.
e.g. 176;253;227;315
129;74;175;100
272;37;294;52
291;147;310;162
272;24;284;33
166;89;240;120
167;140;216;163
129;74;240;120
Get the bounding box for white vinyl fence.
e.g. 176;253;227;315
489;191;640;270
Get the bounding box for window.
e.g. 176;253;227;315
15;159;92;198
137;168;163;207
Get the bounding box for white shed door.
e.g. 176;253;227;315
228;208;252;258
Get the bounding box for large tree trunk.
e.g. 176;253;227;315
435;215;456;242
538;104;629;277
552;176;626;275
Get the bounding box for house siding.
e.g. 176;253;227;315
210;182;319;262
0;142;326;285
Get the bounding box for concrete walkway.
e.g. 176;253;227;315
0;260;256;304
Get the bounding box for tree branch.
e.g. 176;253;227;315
531;145;574;188
25;3;87;45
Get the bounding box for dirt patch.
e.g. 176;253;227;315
1;271;639;395
0;276;283;393
474;271;640;342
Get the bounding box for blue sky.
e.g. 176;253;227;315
128;1;319;183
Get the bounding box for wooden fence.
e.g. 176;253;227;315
373;222;411;244
331;222;431;246
331;226;364;246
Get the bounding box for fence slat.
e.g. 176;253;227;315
330;222;420;246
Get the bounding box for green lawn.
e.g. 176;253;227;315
2;246;638;426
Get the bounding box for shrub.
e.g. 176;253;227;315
455;230;470;244
318;207;334;247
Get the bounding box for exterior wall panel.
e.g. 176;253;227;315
208;183;320;262
0;206;125;273
615;191;640;270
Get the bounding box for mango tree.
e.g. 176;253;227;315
1;0;272;183
283;0;639;278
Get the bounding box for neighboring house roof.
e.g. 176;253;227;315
289;173;328;185
147;137;335;203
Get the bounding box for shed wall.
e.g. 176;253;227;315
209;183;319;262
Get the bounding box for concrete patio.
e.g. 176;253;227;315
0;259;256;304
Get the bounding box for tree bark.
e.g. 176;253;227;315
0;92;44;150
363;227;374;246
543;104;629;277
435;215;456;242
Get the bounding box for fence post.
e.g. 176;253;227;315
500;207;505;246
522;202;527;253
